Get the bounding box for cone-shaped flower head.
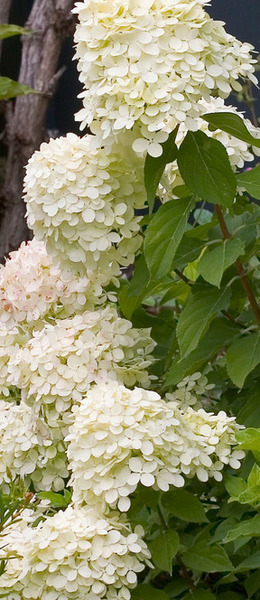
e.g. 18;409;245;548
67;381;244;511
2;505;151;600
0;239;115;330
24;133;146;275
74;0;257;156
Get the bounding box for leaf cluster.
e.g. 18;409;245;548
120;112;260;599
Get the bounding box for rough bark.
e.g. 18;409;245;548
0;0;13;61
0;0;75;261
0;0;13;25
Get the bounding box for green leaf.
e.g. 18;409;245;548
119;255;150;318
164;578;189;598
132;584;169;600
119;255;173;318
245;570;260;597
182;542;233;573
182;592;215;600
128;256;151;297
137;488;159;511
37;491;71;508
224;515;260;542
225;475;247;499
160;280;190;305
162;490;207;523
183;258;200;282
236;165;260;200
176;285;231;358
119;284;145;320
186;216;218;241
226;332;260;388
237;388;260;428
149;531;180;573
165;318;238;386
235;485;260;505
0;77;36;100
217;594;243;600
173;236;206;270
198;238;244;287
236;428;260;453
177;131;236;208
248;464;260;487
0;24;31;40
144;197;194;279
211;518;237;543
172;184;191;198
144;127;179;212
202;112;260;149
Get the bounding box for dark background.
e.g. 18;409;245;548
1;0;260;134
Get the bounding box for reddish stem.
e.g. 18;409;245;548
215;205;260;327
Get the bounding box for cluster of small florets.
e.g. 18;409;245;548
0;239;115;329
0;508;37;599
159;98;260;201
8;307;155;413
24;133;146;275
0;399;39;486
166;371;215;409
0;398;69;492
74;0;256;155
67;380;244;511
0;327;29;397
1;505;151;600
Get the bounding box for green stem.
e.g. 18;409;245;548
157;503;168;531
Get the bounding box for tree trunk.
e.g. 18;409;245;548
0;0;75;261
0;0;13;25
0;0;13;61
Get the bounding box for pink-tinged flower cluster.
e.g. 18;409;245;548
0;239;115;330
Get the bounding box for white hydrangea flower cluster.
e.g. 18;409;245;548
0;328;29;397
166;371;215;409
0;508;37;599
67;381;244;511
0;399;69;492
0;239;114;329
3;505;151;600
73;0;257;155
158;98;260;201
24;133;146;275
0;399;39;485
9;307;154;413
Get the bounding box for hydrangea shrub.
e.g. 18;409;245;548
1;1;260;599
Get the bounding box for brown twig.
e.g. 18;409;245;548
175;269;191;286
222;310;247;329
215;205;260;327
177;556;196;591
